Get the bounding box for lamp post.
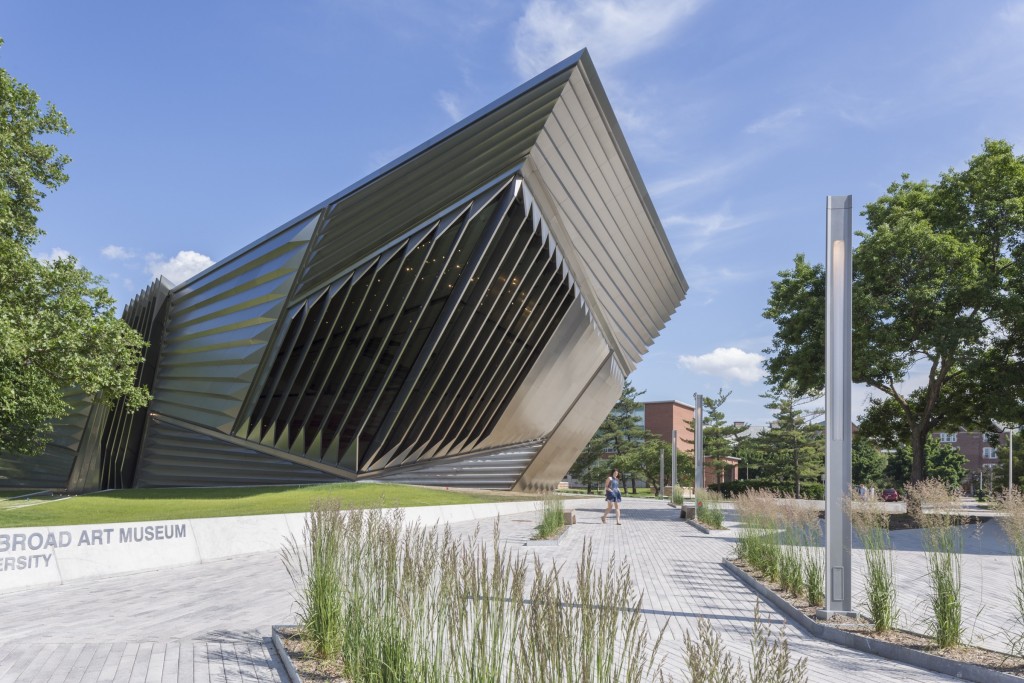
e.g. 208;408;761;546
671;430;678;500
1011;427;1015;493
821;195;855;619
693;394;704;490
659;447;665;499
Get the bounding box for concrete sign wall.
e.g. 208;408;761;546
0;500;543;594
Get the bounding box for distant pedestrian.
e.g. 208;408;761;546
601;468;623;525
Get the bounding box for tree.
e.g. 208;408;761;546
852;438;886;488
0;40;149;456
763;140;1024;484
925;439;968;489
687;390;746;485
882;439;967;489
615;437;671;497
571;380;647;492
884;445;912;489
754;387;824;496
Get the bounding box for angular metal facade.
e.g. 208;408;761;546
1;50;686;492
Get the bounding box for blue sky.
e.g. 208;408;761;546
4;1;1024;425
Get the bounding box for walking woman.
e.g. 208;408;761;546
601;468;623;524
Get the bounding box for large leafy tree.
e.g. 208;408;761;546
615;436;672;497
763;140;1024;483
1;40;149;456
851;438;886;488
754;388;824;496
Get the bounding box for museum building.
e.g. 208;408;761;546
0;50;687;493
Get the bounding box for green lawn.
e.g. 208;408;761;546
0;489;43;500
0;483;524;528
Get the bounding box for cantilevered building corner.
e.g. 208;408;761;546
0;50;687;492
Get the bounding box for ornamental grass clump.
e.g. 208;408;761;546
685;600;808;683
997;489;1024;656
535;495;565;540
734;489;782;581
847;492;899;631
697;488;725;530
671;486;687;507
284;505;667;682
282;498;346;658
907;479;964;648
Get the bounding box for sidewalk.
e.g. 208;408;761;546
0;498;964;681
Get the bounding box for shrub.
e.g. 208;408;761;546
711;479;823;500
906;479;964;648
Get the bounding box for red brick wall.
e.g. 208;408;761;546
645;401;731;484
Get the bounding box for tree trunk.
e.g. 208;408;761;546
631;476;636;494
910;427;928;483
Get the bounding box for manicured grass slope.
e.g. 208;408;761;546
0;483;518;528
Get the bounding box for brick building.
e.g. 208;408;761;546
934;430;1009;489
642;400;740;485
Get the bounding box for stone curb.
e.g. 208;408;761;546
722;559;1022;683
684;518;711;535
272;625;302;683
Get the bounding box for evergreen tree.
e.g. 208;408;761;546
687;390;747;485
755;387;824;496
852;438;886;487
570;380;647;492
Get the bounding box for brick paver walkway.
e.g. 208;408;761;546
0;498;967;681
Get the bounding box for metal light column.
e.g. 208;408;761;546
671;431;678;497
1011;429;1015;493
822;195;854;618
693;393;704;490
660;448;665;498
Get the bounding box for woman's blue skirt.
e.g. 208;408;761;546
605;490;622;503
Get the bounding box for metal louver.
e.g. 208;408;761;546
242;175;576;475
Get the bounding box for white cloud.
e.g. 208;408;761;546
512;0;703;78
678;347;764;383
437;90;463;122
39;247;72;263
101;244;136;259
147;250;215;285
744;106;804;134
649;157;752;197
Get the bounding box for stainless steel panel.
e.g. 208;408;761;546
148;213;318;432
513;355;623;491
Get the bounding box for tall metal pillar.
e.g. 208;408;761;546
670;431;678;497
660;448;665;498
693;394;704;489
821;195;855;618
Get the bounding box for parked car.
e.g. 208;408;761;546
882;488;900;502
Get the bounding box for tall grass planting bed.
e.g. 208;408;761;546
283;501;811;682
283;501;665;682
731;485;1024;679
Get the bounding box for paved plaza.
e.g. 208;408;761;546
2;498;1014;682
